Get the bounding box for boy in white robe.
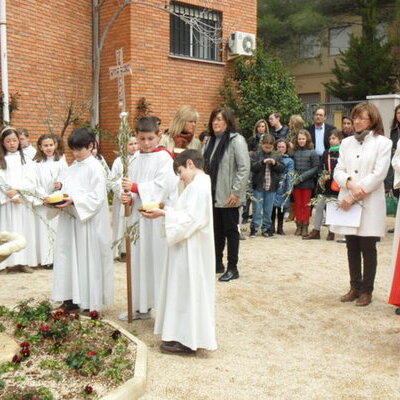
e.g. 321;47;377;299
142;149;217;354
120;117;178;320
52;128;113;313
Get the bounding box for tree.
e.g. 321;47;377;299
324;33;396;100
324;0;397;100
258;0;396;64
220;47;303;137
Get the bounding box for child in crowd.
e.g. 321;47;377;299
0;127;38;273
271;138;294;235
33;134;68;269
142;150;217;355
110;135;139;260
249;134;285;237
52;127;113;313
292;129;319;237
303;130;343;241
120;116;178;320
18;128;37;160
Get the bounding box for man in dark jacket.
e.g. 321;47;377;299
308;108;336;157
249;134;285;237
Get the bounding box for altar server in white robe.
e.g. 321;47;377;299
120;117;178;320
52;127;113;313
0;127;39;272
33;134;68;269
142;149;217;354
110;136;138;260
18;128;37;160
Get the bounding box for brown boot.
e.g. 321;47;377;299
286;202;295;222
340;288;360;302
294;222;302;236
326;231;335;241
302;229;320;240
355;293;372;307
301;223;309;237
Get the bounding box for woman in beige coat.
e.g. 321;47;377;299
331;102;391;306
159;106;202;155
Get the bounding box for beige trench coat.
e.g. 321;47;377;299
331;131;391;237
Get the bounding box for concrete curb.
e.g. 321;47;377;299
101;319;147;400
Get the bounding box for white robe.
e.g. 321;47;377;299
23;145;37;160
0;152;39;269
126;150;178;313
154;173;217;351
52;155;113;311
331;132;391;237
110;154;134;258
34;156;68;265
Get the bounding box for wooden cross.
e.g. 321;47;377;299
109;48;132;112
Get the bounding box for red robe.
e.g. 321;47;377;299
389;238;400;306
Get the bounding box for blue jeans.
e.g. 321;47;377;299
251;190;276;232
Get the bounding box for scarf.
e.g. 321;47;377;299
329;145;340;152
354;130;370;143
173;132;194;149
203;131;230;196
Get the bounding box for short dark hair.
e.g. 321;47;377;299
208;107;237;135
328;129;343;141
261;134;275;145
173;149;204;174
68;127;96;150
136;116;160;134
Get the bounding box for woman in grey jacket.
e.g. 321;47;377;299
203;108;250;282
292;129;319;236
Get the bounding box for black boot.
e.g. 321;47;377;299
277;208;285;235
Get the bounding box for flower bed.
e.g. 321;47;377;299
0;300;137;399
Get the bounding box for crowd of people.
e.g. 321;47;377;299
1;101;400;355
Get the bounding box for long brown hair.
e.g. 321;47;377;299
0;127;26;169
293;129;314;150
33;134;61;162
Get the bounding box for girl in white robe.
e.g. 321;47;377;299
33;134;68;268
142;149;217;353
0;127;39;271
110;136;138;260
52;128;113;312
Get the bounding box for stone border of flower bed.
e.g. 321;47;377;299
100;319;147;400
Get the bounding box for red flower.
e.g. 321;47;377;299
12;354;22;363
84;385;93;394
20;341;30;348
21;348;30;357
39;325;51;332
88;311;99;320
87;350;97;358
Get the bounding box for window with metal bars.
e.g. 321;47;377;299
170;1;222;62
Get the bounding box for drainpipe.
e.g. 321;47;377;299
0;0;9;126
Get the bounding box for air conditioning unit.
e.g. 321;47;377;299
228;31;256;59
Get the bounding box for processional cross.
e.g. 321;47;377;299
109;48;132;112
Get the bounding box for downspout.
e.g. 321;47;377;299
0;0;9;126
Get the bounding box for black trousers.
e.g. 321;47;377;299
213;207;240;271
345;235;379;294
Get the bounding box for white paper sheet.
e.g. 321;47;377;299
325;201;362;228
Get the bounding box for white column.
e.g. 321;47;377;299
0;0;9;125
367;94;400;137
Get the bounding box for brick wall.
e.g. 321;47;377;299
0;0;256;164
2;0;92;160
99;0;257;163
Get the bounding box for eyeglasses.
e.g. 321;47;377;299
353;117;370;121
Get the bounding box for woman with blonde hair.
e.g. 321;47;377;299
288;115;305;141
159;105;202;154
248;119;269;154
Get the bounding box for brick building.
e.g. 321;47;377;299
2;0;256;163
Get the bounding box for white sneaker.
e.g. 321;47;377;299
118;310;151;321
